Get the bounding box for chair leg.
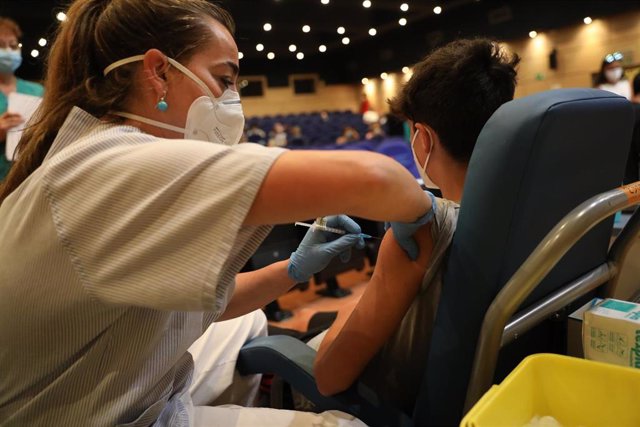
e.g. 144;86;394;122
315;277;352;298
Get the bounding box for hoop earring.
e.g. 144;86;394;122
156;91;168;112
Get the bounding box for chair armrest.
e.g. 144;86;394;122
237;335;413;427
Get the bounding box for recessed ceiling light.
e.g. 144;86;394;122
342;37;350;45
56;12;67;21
18;43;22;48
400;3;409;12
433;6;442;14
296;52;305;60
380;72;388;80
402;66;410;74
256;43;264;51
38;38;47;47
267;52;275;60
319;45;327;52
337;26;346;34
238;52;244;59
31;49;39;58
263;23;272;31
362;0;371;8
529;30;538;38
321;0;330;4
368;28;377;36
583;16;593;25
361;77;369;85
399;18;407;26
302;25;311;33
289;44;297;52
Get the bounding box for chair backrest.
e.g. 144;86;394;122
414;89;635;425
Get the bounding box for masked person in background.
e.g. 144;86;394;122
595;51;631;100
0;17;44;180
0;1;434;426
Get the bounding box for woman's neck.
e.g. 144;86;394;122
0;72;17;88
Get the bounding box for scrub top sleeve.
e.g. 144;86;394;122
45;138;286;314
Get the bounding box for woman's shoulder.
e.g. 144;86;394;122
16;79;44;97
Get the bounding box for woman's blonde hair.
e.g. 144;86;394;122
0;0;234;203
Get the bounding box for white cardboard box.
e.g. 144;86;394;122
583;298;640;368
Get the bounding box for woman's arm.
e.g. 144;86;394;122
244;150;430;226
313;224;434;396
217;260;293;321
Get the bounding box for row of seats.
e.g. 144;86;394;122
246;110;371;145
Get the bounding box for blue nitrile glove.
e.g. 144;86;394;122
288;215;366;283
385;190;437;261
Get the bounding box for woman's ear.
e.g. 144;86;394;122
142;48;169;98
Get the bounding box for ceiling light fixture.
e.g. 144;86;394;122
399;18;407;26
380;72;388;80
402;66;410;74
583;16;593;25
38;38;47;47
319;45;327;52
362;0;371;8
302;25;311;33
337;26;346;34
31;49;39;58
433;6;442;14
321;0;330;4
342;37;350;45
296;52;305;60
400;3;409;12
263;23;272;31
361;78;369;85
56;12;67;21
289;44;297;52
368;28;377;36
267;52;275;60
238;52;244;59
256;43;264;51
529;30;538;38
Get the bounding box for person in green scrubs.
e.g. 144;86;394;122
0;17;44;180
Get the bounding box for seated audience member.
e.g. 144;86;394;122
268;121;287;147
319;110;330;122
311;38;520;414
365;122;385;141
288;125;308;147
595;51;631;100
336;126;360;145
623;72;640;184
246;123;267;145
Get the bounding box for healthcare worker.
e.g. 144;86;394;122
0;17;44;179
0;0;432;426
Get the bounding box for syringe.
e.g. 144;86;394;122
294;221;378;239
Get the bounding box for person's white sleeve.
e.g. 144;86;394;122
44;139;286;314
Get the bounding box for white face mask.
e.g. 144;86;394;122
103;55;244;146
604;67;624;84
411;128;439;189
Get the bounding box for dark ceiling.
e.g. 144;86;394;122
3;0;640;85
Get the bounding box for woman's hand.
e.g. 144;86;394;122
0;112;24;143
287;215;366;283
385;190;436;260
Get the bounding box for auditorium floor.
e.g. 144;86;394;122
268;263;372;332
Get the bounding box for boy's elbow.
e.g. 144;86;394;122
314;360;352;396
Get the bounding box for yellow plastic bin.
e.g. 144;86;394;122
461;353;640;427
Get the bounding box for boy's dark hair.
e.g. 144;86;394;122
389;38;519;163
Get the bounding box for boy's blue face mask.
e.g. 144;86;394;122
0;49;22;74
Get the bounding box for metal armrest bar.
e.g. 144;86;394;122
501;263;615;347
464;183;640;411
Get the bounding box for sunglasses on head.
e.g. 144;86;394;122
604;52;623;63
